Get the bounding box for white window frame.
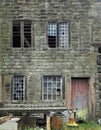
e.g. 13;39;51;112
42;75;63;101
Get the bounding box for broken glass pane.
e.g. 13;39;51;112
59;23;68;48
48;23;57;48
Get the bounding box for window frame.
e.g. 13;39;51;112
42;75;63;101
12;20;33;48
11;75;26;102
47;22;69;48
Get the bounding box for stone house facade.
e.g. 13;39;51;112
0;0;101;121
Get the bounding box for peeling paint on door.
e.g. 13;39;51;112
71;78;89;120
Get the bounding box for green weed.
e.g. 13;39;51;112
66;122;101;130
21;122;101;130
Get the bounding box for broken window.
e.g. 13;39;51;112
42;75;63;101
48;22;68;48
48;23;57;48
24;21;31;47
12;75;25;101
13;21;32;48
98;47;101;53
13;21;21;47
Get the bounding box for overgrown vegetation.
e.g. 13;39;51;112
65;122;101;130
20;122;101;130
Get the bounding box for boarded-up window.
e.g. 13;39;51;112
12;75;25;101
42;75;63;101
13;21;32;48
48;23;68;48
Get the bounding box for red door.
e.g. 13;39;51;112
71;78;89;120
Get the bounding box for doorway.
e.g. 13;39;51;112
71;78;89;120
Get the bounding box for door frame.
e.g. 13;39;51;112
65;76;95;120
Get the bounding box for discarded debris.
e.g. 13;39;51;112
67;118;78;127
51;116;63;130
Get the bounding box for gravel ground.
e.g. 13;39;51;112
0;118;19;130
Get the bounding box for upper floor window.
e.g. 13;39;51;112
13;20;32;48
12;75;25;101
48;22;68;48
42;75;63;101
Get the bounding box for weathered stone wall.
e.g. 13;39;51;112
92;1;101;118
0;0;100;119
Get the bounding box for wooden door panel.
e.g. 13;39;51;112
71;78;88;120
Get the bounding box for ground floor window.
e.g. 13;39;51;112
42;75;63;101
12;75;25;101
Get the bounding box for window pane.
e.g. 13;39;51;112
48;23;57;48
42;75;62;101
53;94;56;100
13;21;21;47
44;94;47;100
12;75;25;101
44;76;48;83
24;21;31;47
59;23;68;48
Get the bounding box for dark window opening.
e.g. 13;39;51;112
13;21;32;48
24;21;31;47
48;36;56;48
13;21;21;47
98;47;101;53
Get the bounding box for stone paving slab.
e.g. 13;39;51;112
0;118;18;130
